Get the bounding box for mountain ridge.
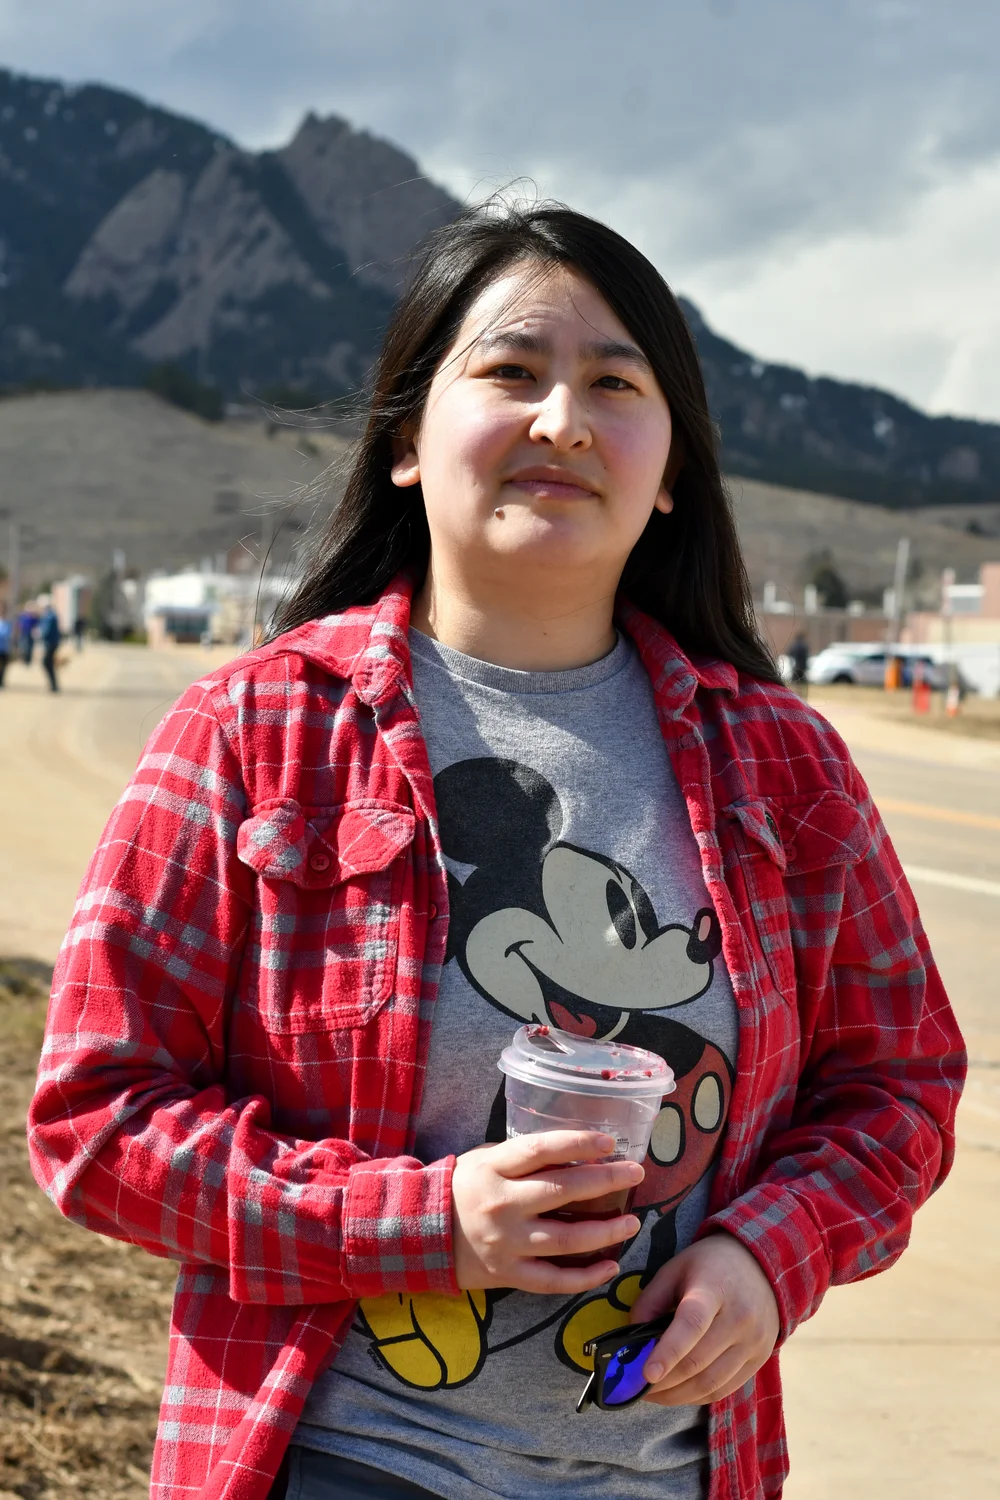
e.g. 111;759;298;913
0;64;998;510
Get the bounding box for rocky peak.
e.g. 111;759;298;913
276;112;459;292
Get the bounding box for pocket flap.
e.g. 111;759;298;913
775;792;872;873
237;799;415;888
725;799;788;871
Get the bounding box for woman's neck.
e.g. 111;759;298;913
410;561;618;673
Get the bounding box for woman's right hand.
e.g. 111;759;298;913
451;1130;644;1294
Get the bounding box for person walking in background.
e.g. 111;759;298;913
787;630;809;695
17;605;37;665
73;614;86;651
0;603;10;688
39;603;61;692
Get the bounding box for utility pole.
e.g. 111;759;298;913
940;566;960;715
887;536;910;644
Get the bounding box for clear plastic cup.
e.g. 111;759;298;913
497;1024;675;1266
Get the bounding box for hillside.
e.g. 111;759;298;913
727;476;999;607
0;390;344;588
1;391;996;604
0;64;998;510
0;68;454;398
682;301;1000;512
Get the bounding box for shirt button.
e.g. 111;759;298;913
309;851;331;873
428;902;438;919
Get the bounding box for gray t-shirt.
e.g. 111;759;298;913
296;630;740;1499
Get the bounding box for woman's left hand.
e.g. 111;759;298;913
629;1233;780;1406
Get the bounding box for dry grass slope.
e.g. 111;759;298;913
0;960;174;1499
1;391;998;605
0;390;349;591
728;476;1000;603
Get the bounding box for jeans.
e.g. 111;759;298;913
275;1447;442;1499
42;646;58;692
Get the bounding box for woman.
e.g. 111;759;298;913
28;205;965;1500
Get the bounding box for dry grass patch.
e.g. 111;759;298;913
0;959;175;1498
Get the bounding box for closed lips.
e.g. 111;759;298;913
506;468;600;496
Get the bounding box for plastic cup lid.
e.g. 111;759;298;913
498;1024;675;1098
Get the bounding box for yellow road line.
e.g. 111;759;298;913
878;797;1000;834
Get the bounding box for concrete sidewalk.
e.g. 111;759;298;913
781;1120;999;1498
781;692;999;1499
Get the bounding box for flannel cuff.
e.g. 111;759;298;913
697;1181;832;1342
342;1154;459;1300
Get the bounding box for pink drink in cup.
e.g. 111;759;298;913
497;1025;674;1267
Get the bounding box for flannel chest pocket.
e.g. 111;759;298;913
725;792;871;1004
237;797;416;1032
725;798;794;1002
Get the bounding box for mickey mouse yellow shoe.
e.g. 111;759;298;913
555;1272;644;1374
357;1288;492;1389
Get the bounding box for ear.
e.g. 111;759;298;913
390;429;421;489
654;432;686;514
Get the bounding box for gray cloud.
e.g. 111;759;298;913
1;0;999;414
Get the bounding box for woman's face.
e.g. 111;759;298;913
392;261;675;583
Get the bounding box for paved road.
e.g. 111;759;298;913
0;642;229;961
2;650;996;1497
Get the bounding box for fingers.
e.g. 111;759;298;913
492;1130;620;1178
508;1255;622;1296
629;1252;686;1325
643;1350;761;1407
525;1212;641;1259
512;1158;644;1216
640;1286;723;1385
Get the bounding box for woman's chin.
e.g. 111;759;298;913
483;512;608;569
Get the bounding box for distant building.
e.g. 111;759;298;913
907;563;1000;640
143;566;296;646
51;575;93;634
904;562;1000;697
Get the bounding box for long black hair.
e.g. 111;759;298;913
272;202;778;683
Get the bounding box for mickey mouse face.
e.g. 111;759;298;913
466;842;719;1038
435;758;722;1041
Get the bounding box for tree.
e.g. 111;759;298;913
810;562;849;610
144;363;223;422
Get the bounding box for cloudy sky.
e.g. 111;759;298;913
2;0;999;421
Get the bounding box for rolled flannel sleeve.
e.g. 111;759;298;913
27;679;459;1307
700;766;967;1340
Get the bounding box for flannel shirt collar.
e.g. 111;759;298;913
280;572;739;711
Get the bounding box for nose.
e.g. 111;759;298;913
528;382;592;451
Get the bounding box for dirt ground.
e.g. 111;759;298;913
0;959;175;1500
810;680;1000;743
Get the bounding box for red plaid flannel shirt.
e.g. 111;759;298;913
28;575;965;1500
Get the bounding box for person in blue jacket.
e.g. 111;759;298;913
18;606;37;665
0;603;11;687
39;604;61;692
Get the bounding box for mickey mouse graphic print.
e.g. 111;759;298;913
296;629;740;1500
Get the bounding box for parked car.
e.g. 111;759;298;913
806;643;965;690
